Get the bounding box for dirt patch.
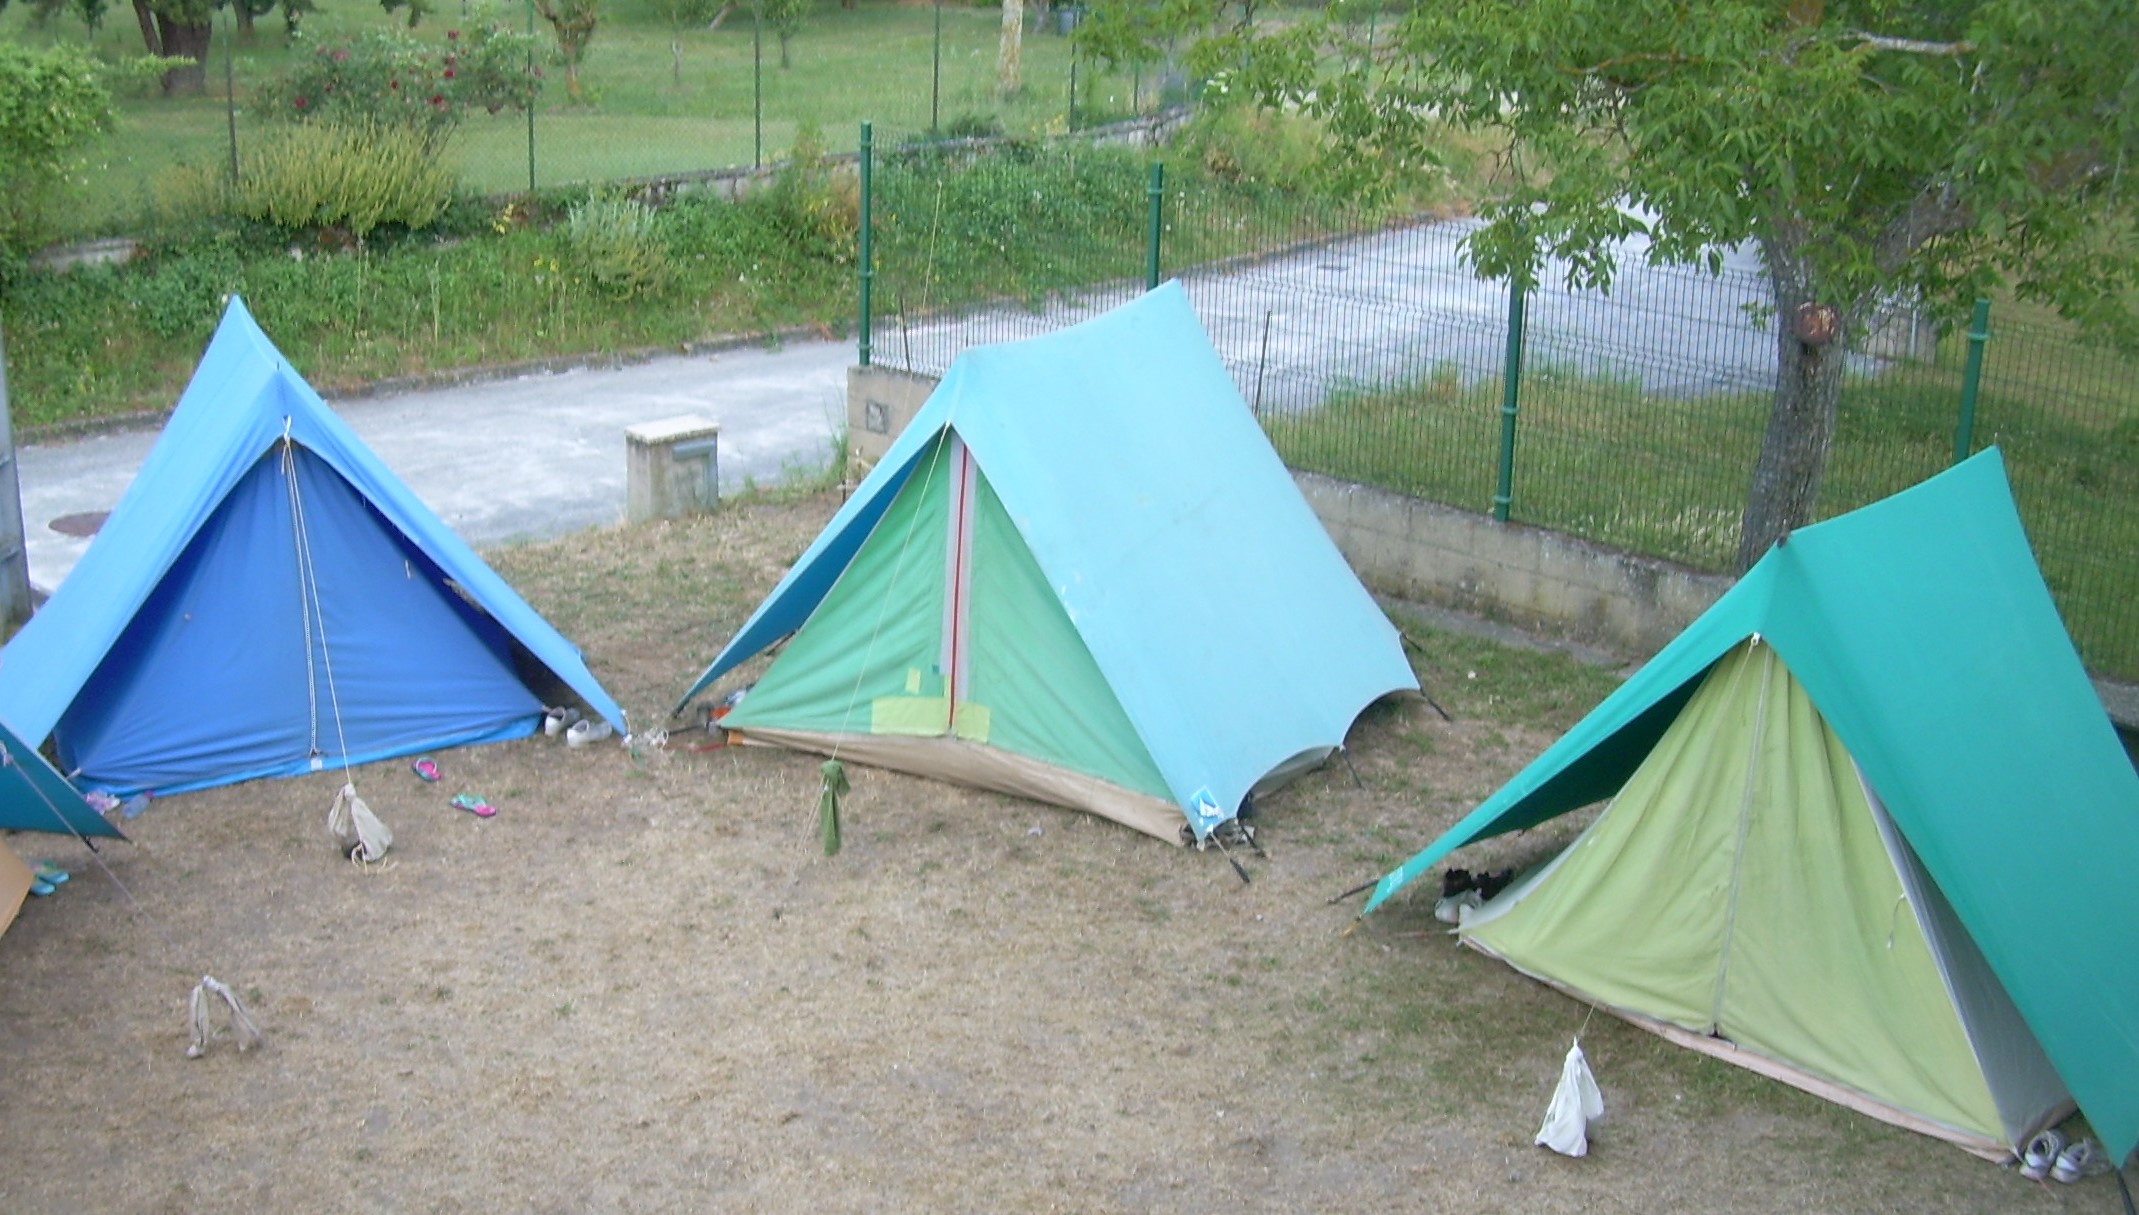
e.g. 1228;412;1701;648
0;494;2079;1214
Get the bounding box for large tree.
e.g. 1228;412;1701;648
1209;0;2139;569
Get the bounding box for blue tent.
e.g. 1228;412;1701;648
677;283;1418;841
0;297;624;796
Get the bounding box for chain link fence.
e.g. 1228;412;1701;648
862;141;2139;684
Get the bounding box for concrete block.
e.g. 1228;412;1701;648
847;366;939;474
626;415;720;523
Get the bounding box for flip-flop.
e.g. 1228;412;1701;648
411;757;441;783
27;877;55;897
449;793;497;819
31;862;68;886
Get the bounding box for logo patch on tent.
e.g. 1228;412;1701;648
1186;788;1227;839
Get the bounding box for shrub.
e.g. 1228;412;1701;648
252;23;545;148
0;42;118;266
743;124;858;266
564;191;668;297
234;121;457;238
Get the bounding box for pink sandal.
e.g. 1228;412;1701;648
449;794;496;819
411;757;441;783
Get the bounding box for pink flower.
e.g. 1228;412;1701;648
442;67;456;79
330;49;349;61
294;95;308;110
429;93;446;107
447;28;460;39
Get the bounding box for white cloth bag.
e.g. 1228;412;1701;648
1535;1037;1605;1157
327;783;392;863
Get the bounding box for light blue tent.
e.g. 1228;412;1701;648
0;297;624;797
677;282;1418;841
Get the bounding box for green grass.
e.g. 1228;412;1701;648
1269;325;2139;681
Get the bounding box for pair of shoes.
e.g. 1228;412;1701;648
32;861;69;886
543;706;582;737
410;757;441;783
565;719;614;748
2022;1130;2066;1180
2052;1138;2112;1184
449;793;497;819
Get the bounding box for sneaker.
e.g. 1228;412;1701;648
2052;1138;2111;1183
2021;1129;2065;1180
565;718;614;748
543;706;582;737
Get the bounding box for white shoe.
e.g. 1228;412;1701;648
565;718;614;748
2052;1138;2111;1183
543;706;582;737
2020;1129;2065;1180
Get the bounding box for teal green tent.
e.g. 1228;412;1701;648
677;283;1418;842
1366;451;2139;1162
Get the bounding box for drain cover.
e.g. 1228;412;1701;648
49;511;108;538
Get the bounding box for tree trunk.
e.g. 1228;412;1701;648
671;34;682;85
236;1;256;46
1736;240;1849;570
997;0;1022;97
131;0;164;55
156;15;213;95
778;31;790;68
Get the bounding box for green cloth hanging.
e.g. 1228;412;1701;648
819;759;848;856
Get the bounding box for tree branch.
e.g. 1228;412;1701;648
1850;32;1972;57
1873;184;1972;275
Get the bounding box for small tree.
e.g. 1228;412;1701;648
758;0;809;69
533;0;598;101
995;0;1021;97
647;0;722;84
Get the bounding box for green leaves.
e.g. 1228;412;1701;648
1213;0;2137;341
0;42;119;265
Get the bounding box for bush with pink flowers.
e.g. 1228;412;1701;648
253;24;547;149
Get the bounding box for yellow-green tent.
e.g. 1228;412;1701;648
1366;451;2139;1163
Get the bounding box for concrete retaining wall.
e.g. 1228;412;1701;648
1295;472;1730;656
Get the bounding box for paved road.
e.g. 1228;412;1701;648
15;218;1794;594
19;339;853;593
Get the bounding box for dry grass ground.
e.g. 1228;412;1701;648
0;493;2111;1214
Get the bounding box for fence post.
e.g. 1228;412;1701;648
753;0;763;168
1068;52;1078;129
931;0;942;132
1493;280;1527;522
223;8;239;188
1953;297;1991;465
525;0;537;192
1145;162;1164;291
858;122;875;368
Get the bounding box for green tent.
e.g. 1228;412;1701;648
677;284;1417;841
1365;450;2139;1163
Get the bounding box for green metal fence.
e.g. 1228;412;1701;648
860;140;2139;683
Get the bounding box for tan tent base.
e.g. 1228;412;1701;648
1465;940;2056;1163
0;841;34;938
727;728;1186;844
